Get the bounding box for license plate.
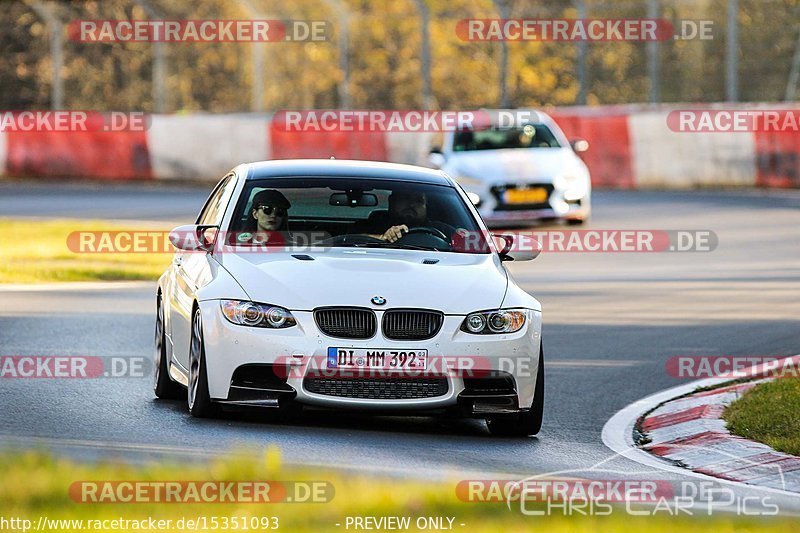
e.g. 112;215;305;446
504;187;548;204
327;348;428;370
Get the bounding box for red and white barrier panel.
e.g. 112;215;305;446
148;114;271;180
1;106;799;188
1;111;151;180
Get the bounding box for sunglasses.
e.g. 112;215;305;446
255;205;286;216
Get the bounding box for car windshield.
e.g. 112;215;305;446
453;124;560;151
227;177;489;254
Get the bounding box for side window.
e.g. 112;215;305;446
197;174;237;226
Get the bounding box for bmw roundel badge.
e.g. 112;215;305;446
371;296;386;306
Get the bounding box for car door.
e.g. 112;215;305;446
169;173;237;371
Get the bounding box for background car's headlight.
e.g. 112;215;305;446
220;300;296;328
461;310;526;334
556;175;587;201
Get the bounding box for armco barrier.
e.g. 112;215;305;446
551;111;635;188
1;105;799;189
628;110;757;188
4;112;151;180
0;129;6;177
148;114;271;180
268;121;387;162
754;112;800;188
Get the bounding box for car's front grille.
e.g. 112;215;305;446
304;377;448;399
314;307;377;339
383;309;443;340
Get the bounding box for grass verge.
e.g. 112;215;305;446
0;450;797;532
0;218;169;283
724;377;800;456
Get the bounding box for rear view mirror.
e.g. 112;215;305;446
329;192;379;207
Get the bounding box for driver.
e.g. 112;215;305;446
362;191;453;243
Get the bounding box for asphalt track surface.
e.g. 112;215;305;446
1;181;799;512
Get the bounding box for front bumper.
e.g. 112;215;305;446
482;205;589;227
199;302;542;412
465;182;591;227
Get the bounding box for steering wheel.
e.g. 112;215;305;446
401;226;449;242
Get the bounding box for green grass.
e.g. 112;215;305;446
0;218;170;283
0;450;797;532
725;377;800;456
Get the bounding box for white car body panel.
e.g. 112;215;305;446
215;249;509;313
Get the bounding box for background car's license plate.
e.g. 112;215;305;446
327;348;428;370
504;187;548;204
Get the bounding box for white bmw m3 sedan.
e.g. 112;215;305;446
154;159;545;436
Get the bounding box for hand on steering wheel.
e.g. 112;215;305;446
380;225;409;243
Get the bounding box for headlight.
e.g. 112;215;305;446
461;310;526;334
220;300;296;329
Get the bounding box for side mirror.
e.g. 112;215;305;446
570;138;589;153
428;149;446;169
169;224;218;252
492;233;540;262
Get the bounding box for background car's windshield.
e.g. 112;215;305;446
453;124;560;151
228;177;487;253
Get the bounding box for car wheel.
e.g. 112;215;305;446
188;307;220;418
566;218;586;226
487;345;544;437
154;296;183;400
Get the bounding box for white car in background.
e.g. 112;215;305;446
155;159;545;436
429;110;591;227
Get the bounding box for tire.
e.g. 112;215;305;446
154;296;184;400
487;345;544;437
188;307;220;418
566;218;586;226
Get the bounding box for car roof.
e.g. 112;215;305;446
241;159;452;186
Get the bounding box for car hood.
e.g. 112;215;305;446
445;147;583;183
217;248;508;314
